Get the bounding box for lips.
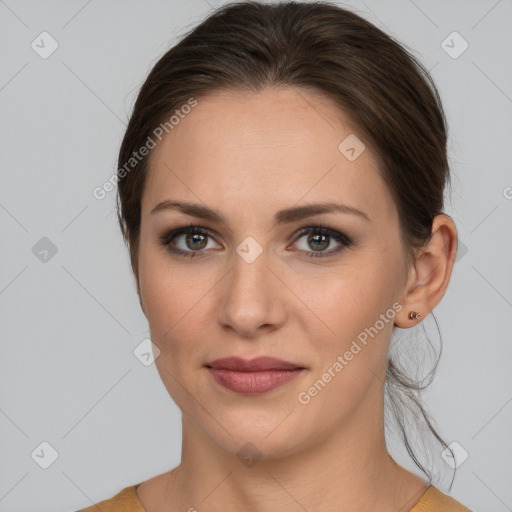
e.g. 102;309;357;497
205;357;306;394
206;356;304;371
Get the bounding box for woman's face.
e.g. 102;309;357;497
137;86;410;460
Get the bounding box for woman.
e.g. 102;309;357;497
78;1;470;510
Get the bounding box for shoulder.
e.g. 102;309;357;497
75;484;144;512
411;486;472;511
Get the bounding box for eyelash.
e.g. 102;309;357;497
158;224;353;259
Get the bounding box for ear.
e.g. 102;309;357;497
394;214;458;328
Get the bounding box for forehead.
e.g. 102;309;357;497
141;86;396;224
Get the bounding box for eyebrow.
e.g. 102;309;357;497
150;200;370;223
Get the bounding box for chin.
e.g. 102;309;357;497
203;412;313;464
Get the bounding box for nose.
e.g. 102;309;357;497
216;244;287;338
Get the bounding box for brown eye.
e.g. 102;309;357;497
185;231;208;250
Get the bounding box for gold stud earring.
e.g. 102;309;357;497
409;311;421;320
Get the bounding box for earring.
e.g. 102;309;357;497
409;311;421;320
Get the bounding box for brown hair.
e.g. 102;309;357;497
117;0;454;486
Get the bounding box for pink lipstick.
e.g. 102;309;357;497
205;356;306;395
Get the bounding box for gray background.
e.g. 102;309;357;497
1;0;511;510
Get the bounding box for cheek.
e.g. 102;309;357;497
292;251;404;404
137;246;223;416
296;255;400;339
138;243;217;357
293;258;400;421
138;244;184;340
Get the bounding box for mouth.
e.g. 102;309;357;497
205;356;306;395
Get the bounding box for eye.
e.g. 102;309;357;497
159;224;352;259
159;225;221;258
291;226;352;258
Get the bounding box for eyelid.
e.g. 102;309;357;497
159;224;353;258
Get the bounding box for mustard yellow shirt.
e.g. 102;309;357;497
76;483;471;511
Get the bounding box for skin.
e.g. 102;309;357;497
134;86;458;511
